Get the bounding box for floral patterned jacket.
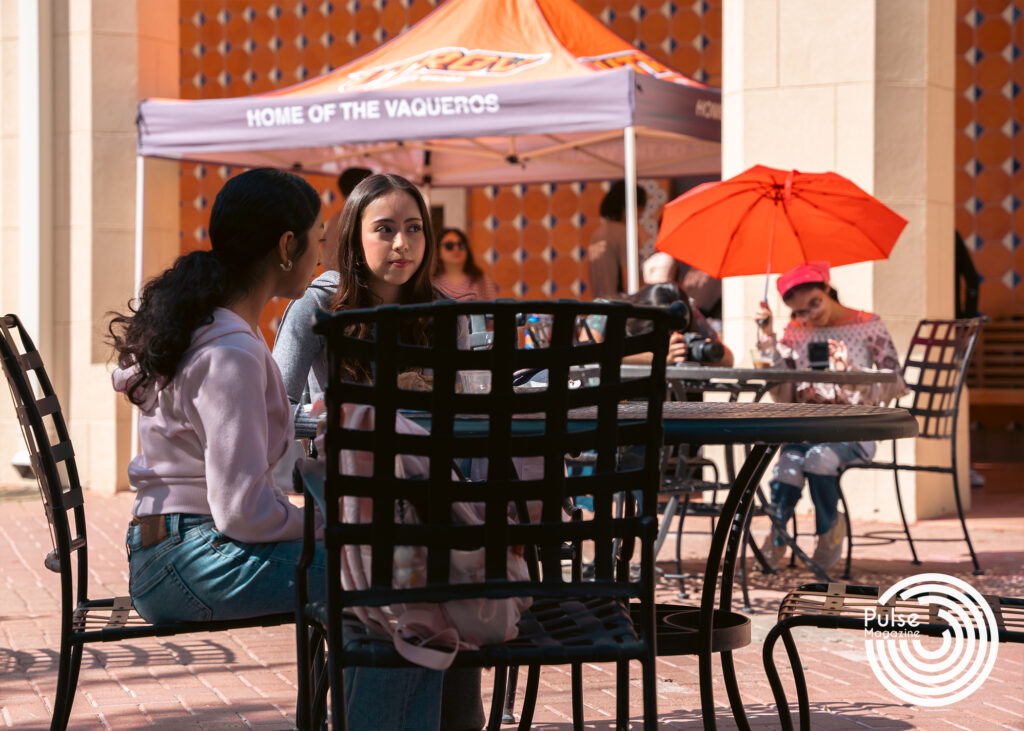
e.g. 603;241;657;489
760;310;909;406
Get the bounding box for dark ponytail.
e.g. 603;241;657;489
109;168;320;405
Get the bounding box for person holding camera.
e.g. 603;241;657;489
625;282;733;367
754;261;907;571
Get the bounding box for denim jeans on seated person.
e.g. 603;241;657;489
768;441;868;543
127;514;462;730
126;513;325;621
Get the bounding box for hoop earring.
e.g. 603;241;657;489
280;260;293;272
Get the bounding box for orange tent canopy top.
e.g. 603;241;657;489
272;0;706;95
137;0;721;186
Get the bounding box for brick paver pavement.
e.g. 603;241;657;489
2;465;1021;729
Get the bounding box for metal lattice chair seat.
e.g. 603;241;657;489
774;582;1024;635
764;581;1024;730
321;597;644;669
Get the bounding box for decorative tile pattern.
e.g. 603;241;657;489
956;0;1023;316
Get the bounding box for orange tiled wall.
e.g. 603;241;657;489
176;0;721;343
955;0;1022;316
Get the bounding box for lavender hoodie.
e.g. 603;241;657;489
113;308;303;543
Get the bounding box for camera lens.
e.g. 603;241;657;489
684;333;724;363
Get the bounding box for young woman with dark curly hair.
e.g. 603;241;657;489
108;167;326;623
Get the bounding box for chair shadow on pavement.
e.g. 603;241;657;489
517;701;915;729
0;638;240;674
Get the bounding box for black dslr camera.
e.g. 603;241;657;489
667;295;724;363
683;331;725;363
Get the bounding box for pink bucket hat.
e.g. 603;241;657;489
777;261;830;298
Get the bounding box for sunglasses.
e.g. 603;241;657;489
442;240;467;251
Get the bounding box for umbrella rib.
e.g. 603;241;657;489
712;194;775;278
790;191;895;258
777;199;809;264
673;180;778;221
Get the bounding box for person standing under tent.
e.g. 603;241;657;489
587;181;646;299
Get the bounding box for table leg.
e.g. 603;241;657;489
754;486;833;583
699;444;776;730
653;494;679;560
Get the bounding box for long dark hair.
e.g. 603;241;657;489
600;180;647;221
329;173;436;382
624;282;693;335
431;227;484;280
109;168;321;405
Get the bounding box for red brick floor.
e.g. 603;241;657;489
1;464;1021;729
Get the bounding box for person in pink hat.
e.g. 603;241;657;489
753;261;908;571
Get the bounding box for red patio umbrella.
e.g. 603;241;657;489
654;165;908;299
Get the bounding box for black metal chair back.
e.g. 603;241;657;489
836;317;984;579
1;314;89;613
902;318;983;439
0;314;292;731
294;298;682;730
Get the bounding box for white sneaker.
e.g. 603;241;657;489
759;534;787;571
811;517;846;571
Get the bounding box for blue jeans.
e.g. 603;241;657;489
768;442;867;543
344;665;444;730
126;514;464;730
126;513;325;621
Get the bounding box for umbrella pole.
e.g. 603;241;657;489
763;203;778;302
623;125;639;294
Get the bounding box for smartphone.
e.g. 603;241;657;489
808;341;830;370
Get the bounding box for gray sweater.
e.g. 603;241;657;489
272;270;338;438
273;273;473;438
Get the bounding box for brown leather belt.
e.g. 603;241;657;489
130;515;168;549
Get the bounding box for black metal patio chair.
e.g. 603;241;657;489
0;314;293;731
836;317;984;578
293;298;682;730
763;581;1024;730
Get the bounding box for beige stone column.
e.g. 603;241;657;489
129;3;181;483
721;0;961;521
0;2;178;491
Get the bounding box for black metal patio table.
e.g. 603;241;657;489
615;365;905;586
408;399;917;729
614;400;917;729
655;363;901;401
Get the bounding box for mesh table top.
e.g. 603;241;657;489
570;401;918;445
404;401;918;446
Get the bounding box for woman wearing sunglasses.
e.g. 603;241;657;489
431;227;498;301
